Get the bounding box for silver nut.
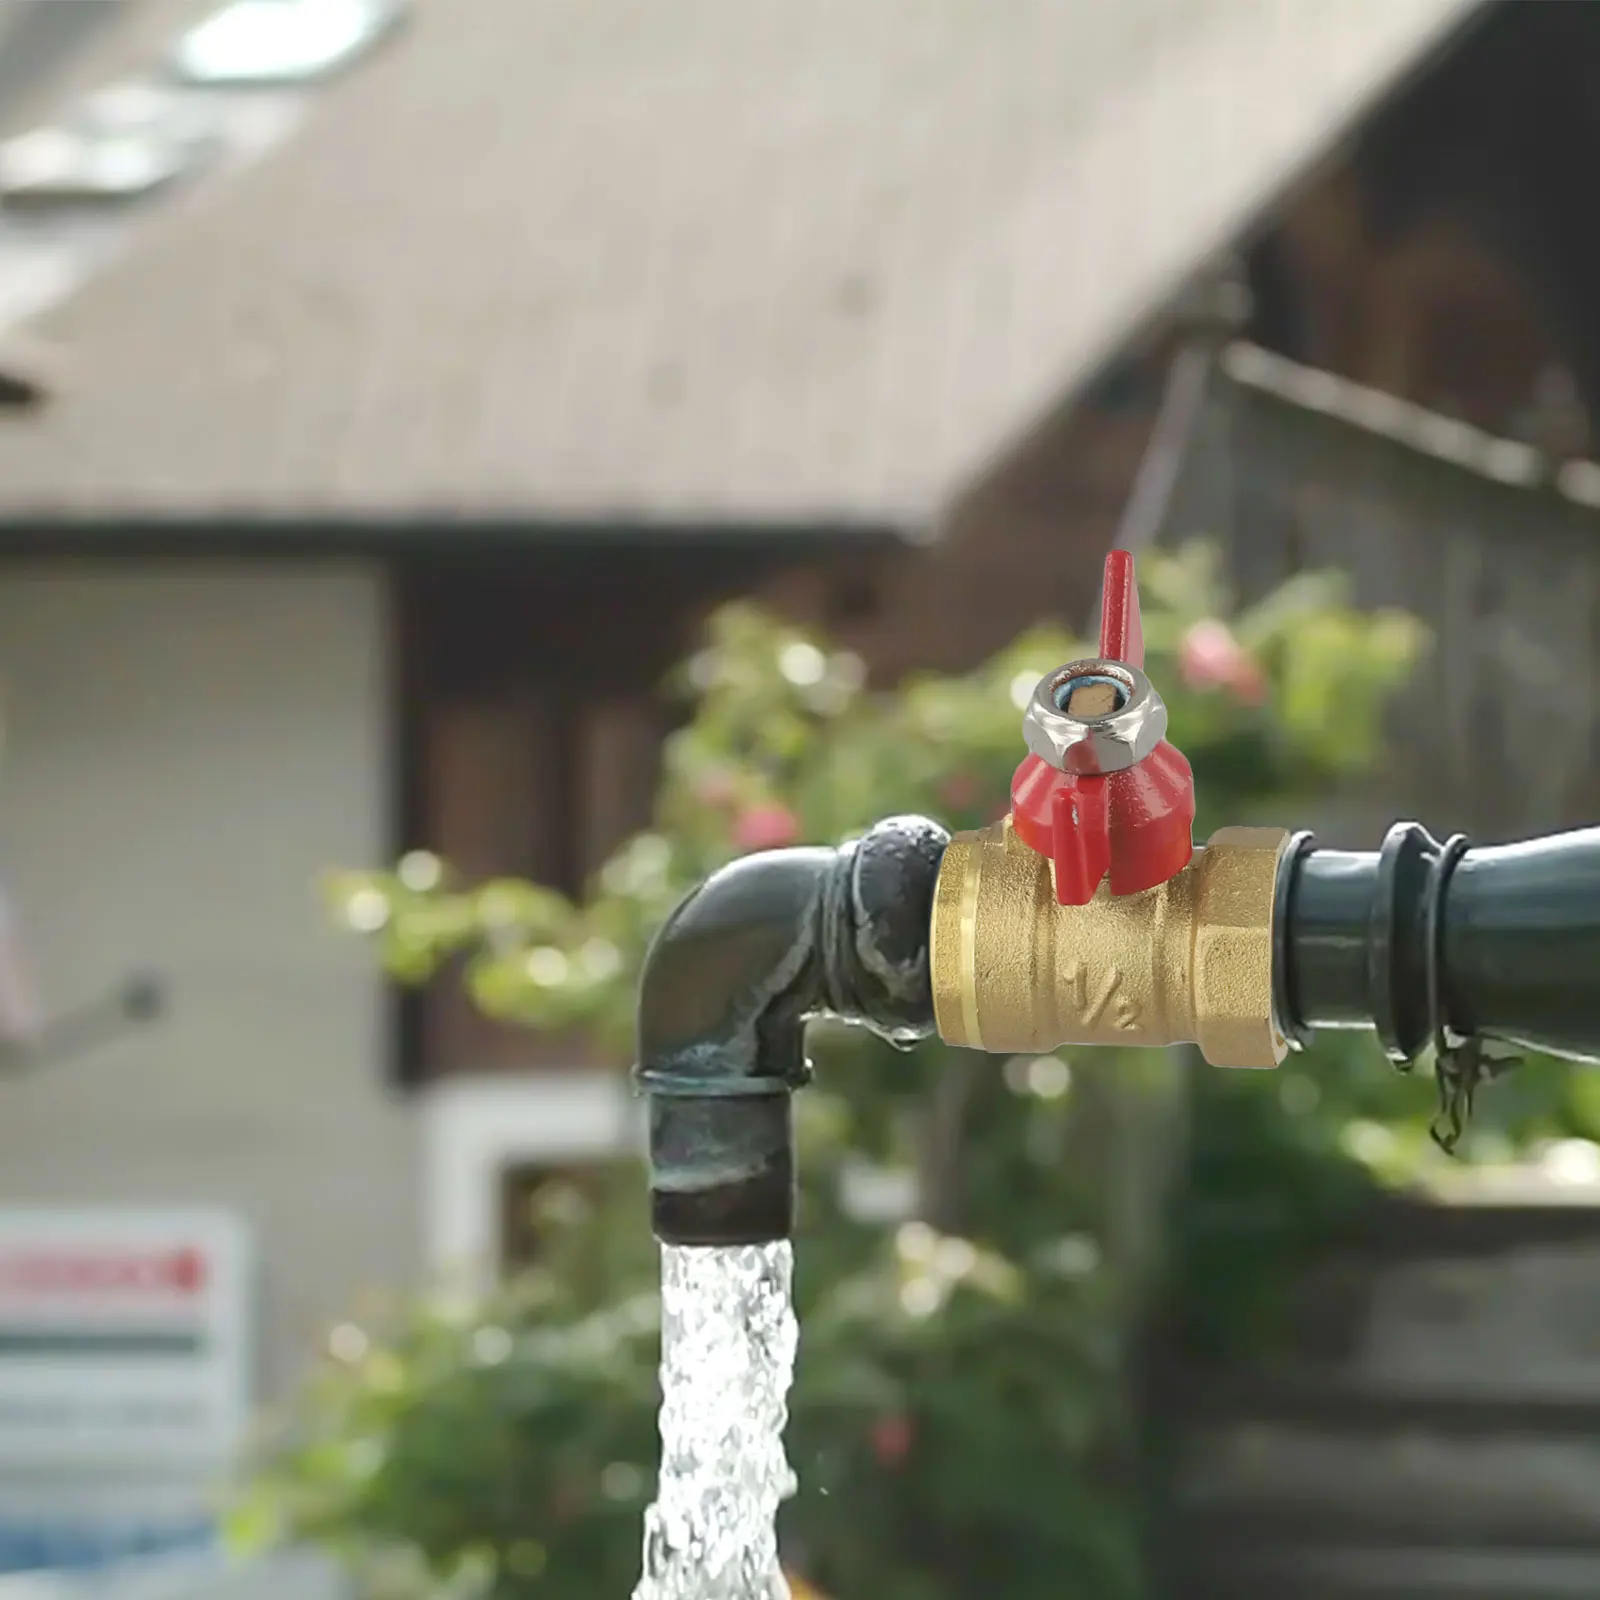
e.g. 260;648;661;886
1022;659;1168;775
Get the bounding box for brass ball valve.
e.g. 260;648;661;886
636;552;1600;1247
932;549;1288;1071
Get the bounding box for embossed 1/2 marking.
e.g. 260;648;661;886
1063;961;1142;1030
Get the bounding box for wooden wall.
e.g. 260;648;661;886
1166;342;1600;842
1172;1199;1600;1600
394;544;890;1083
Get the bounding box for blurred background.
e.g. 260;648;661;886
1;1;1599;1597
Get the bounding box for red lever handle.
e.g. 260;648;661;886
1008;550;1194;905
1098;547;1144;668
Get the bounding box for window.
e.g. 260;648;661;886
171;0;407;87
420;1072;638;1278
499;1162;604;1274
394;560;674;1085
0;82;216;209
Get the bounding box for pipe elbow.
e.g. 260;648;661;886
636;813;948;1245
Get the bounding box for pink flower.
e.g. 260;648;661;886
1179;619;1267;705
872;1413;914;1467
732;804;800;853
1231;656;1268;707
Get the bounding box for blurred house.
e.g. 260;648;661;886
1;0;1598;1410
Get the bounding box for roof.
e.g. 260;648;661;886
0;0;1484;526
1215;341;1600;502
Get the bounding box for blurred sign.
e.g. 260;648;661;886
0;1210;252;1472
0;1478;215;1576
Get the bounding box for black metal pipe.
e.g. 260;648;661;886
1275;823;1600;1065
634;814;948;1247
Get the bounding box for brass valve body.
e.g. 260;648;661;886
929;820;1290;1069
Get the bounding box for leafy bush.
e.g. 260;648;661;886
240;543;1575;1600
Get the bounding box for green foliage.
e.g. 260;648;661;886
242;541;1558;1600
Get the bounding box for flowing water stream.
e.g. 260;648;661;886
633;1242;799;1600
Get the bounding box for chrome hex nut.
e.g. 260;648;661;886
1022;659;1168;776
